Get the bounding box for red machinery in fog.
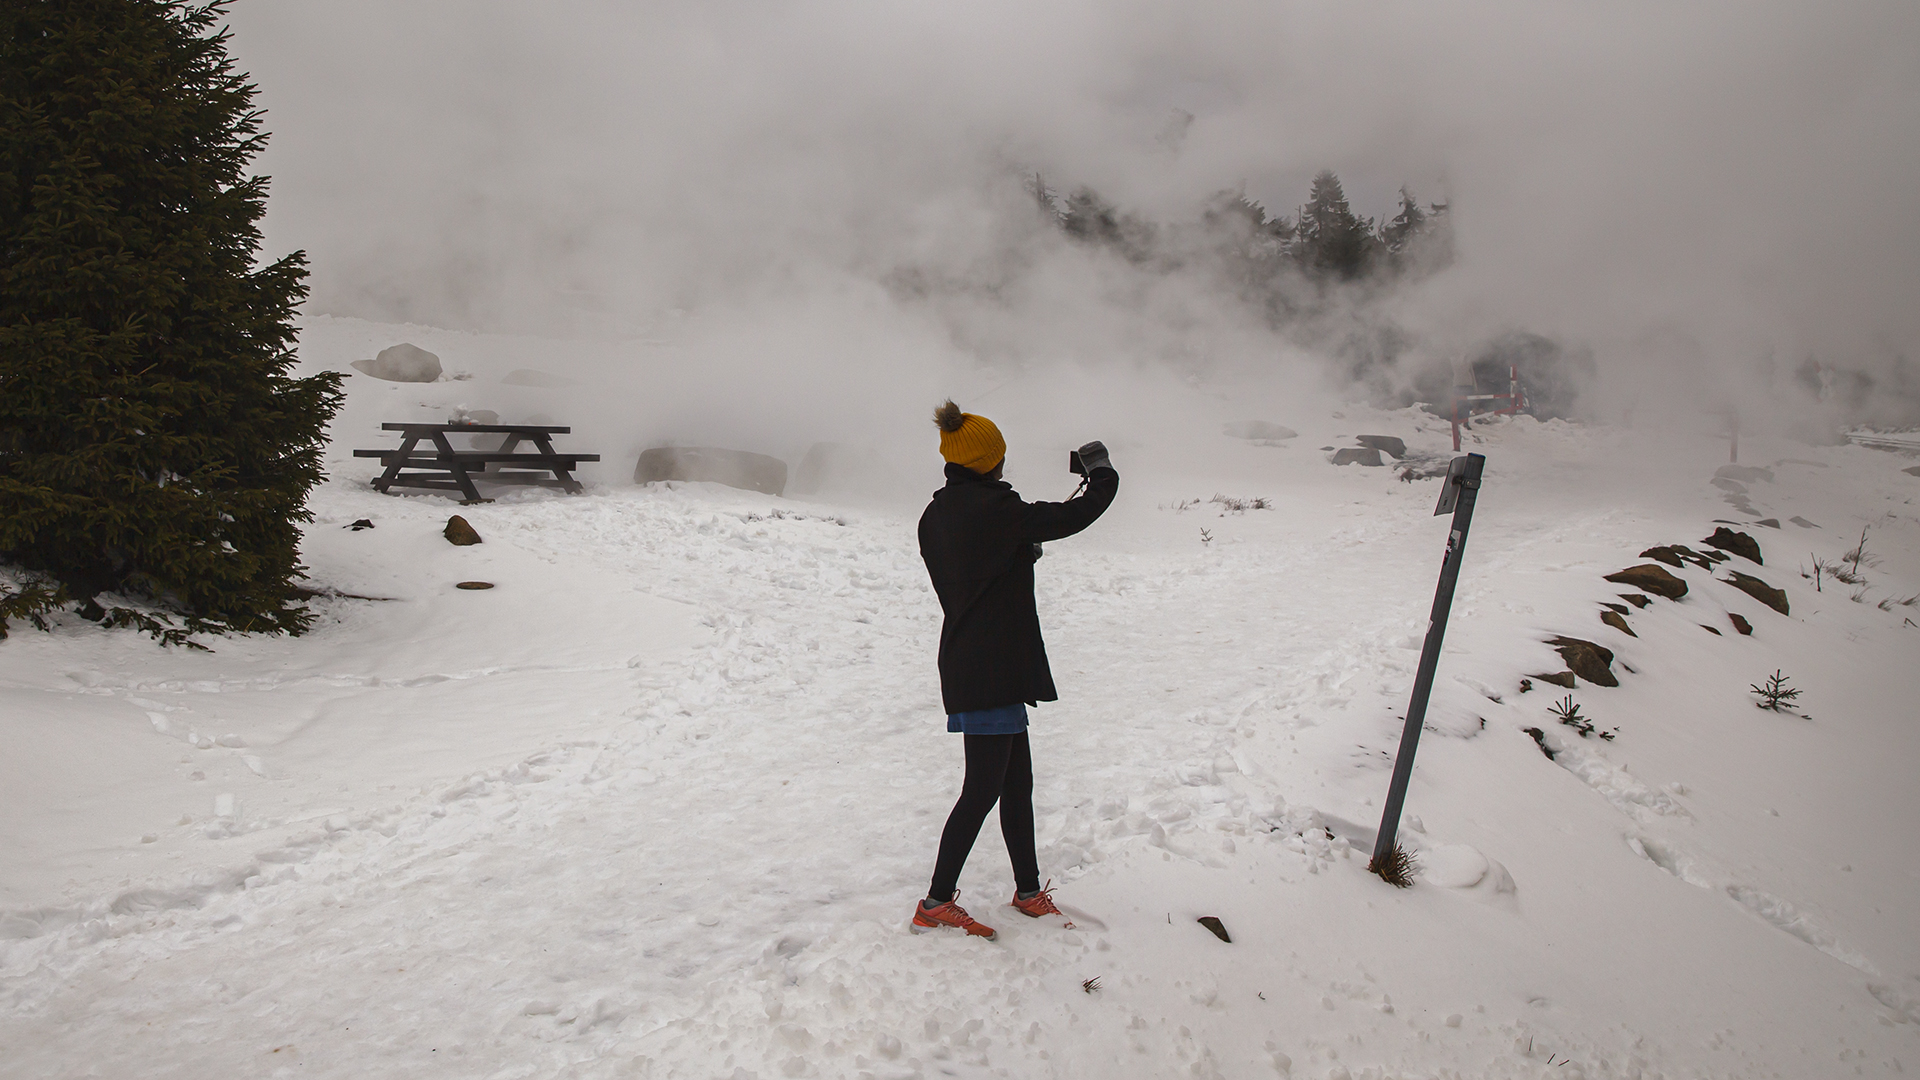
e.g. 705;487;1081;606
1451;364;1528;450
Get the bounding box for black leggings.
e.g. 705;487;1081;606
928;732;1039;903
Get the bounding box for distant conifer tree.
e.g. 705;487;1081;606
0;0;343;643
1293;170;1377;281
1380;187;1428;264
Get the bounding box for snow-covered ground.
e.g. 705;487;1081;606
4;319;1919;1079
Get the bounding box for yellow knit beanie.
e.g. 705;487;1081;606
933;400;1006;474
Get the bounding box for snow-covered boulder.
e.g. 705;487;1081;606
634;446;787;496
1330;448;1384;467
1222;420;1297;441
351;343;442;382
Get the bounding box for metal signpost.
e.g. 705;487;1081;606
1370;452;1486;881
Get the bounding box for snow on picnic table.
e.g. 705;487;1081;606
4;351;1920;1077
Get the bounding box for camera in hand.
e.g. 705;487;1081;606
1069;440;1110;476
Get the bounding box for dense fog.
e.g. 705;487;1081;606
228;1;1920;441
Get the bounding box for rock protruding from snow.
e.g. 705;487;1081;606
1723;571;1789;615
1639;544;1724;570
1546;636;1618;687
444;515;483;546
634;446;788;496
1330;448;1384;467
1701;527;1763;565
351;342;443;382
1354;435;1407;459
1600;610;1637;637
1222;421;1297;441
1604;563;1688;600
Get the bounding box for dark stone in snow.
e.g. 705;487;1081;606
1197;916;1232;943
1546;636;1618;687
635;446;788;495
1330;448;1385;467
1605;564;1688;600
1906;466;1920;477
1790;516;1820;529
1701;624;1722;635
1755;518;1780;528
1600;610;1637;637
1701;527;1763;564
1639;546;1685;568
1724;571;1789;615
444;515;482;546
1354;435;1407;459
1729;613;1752;635
1600;602;1630;615
455;581;493;590
346;519;374;531
1530;671;1578;689
1619;593;1652;608
1523;727;1556;760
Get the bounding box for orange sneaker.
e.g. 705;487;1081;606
911;893;997;939
1010;880;1074;928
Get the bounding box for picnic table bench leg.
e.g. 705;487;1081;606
531;432;585;494
432;431;489;503
371;433;422;493
483;431;526;474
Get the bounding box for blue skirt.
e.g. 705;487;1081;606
947;703;1030;734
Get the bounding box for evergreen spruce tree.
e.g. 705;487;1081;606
1293;170;1377;282
1380;186;1428;267
0;0;343;643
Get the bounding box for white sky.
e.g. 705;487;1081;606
227;1;1920;423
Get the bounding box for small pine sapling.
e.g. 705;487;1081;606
1548;694;1617;740
1750;670;1803;713
1368;843;1419;888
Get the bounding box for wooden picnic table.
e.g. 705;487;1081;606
353;422;599;503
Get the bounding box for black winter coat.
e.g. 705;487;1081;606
918;461;1119;714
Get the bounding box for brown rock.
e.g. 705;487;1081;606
1723;571;1789;615
1638;546;1684;568
1530;671;1578;689
1604;564;1688;600
1546;636;1619;687
1701;527;1763;565
1729;612;1752;635
1701;624;1722;635
1601;602;1630;615
1619;593;1652;608
444;515;483;546
1600;610;1637;637
1642;545;1723;569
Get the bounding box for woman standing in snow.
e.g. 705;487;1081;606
911;400;1118;939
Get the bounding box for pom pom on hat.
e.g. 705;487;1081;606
933;399;1005;473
